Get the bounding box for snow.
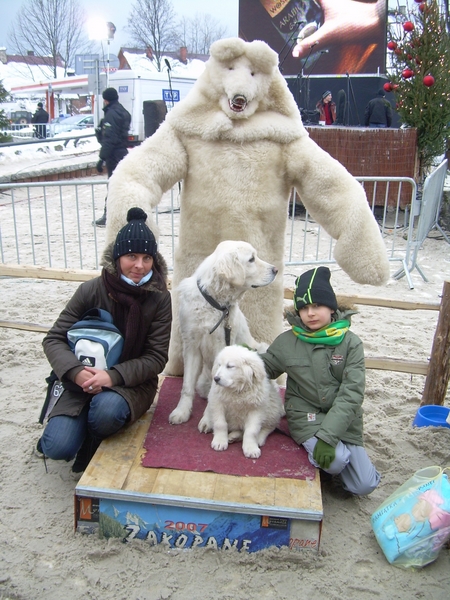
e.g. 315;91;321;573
0;134;100;180
122;51;206;79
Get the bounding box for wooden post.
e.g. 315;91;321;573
421;281;450;406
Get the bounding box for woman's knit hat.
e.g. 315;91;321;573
113;207;157;260
322;90;332;100
293;266;337;311
102;87;119;102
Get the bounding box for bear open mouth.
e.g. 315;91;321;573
229;95;247;112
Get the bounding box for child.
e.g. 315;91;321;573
260;266;380;495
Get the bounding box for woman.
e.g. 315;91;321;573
36;207;172;475
316;91;336;125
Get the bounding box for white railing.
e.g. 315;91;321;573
0;167;447;288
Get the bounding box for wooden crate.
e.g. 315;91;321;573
75;382;323;553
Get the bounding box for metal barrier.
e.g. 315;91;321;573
287;175;419;288
0;171;446;288
393;159;449;284
0;180;108;270
0;179;179;271
1;124;34;139
0;132;96;147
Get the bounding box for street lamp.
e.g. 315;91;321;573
87;18;115;87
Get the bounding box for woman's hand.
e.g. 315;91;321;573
76;367;113;394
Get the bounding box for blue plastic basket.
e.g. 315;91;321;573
412;405;450;429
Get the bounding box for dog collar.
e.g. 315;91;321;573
197;279;231;345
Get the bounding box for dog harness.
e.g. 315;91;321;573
197;280;231;345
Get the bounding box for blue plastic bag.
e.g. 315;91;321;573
371;466;450;569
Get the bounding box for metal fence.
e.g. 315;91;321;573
0;131;96;147
393;158;449;284
0;166;447;288
0;179;180;271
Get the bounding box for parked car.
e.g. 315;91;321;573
10;110;33;126
49;114;94;137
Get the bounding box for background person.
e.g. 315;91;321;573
259;266;380;496
94;87;131;227
36;207;172;476
316;91;336;125
31;102;49;139
364;88;393;128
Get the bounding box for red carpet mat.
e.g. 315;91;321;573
142;376;315;480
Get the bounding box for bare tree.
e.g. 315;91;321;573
127;0;179;71
176;13;228;55
8;0;92;78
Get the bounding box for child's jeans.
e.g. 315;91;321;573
303;436;380;495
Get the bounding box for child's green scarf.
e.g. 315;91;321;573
292;319;350;345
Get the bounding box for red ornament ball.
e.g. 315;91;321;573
419;2;426;12
402;68;414;79
383;82;393;92
423;74;435;87
403;21;414;32
387;41;397;51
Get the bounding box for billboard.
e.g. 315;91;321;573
239;0;387;76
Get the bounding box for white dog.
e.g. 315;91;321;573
168;240;277;425
198;345;285;459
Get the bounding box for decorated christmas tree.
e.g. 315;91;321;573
386;0;450;178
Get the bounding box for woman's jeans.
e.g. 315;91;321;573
40;390;130;461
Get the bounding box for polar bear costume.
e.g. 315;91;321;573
105;38;389;376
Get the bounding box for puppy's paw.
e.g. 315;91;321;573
169;406;191;424
255;341;269;353
211;435;228;452
198;416;212;433
243;444;261;459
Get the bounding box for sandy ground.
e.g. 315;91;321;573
0;149;450;599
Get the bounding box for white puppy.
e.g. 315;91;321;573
169;240;278;424
198;345;285;459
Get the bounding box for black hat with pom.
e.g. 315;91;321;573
113;207;157;260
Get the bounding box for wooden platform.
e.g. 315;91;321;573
75;382;323;553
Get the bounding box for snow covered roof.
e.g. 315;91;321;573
120;50;206;79
0;60;66;93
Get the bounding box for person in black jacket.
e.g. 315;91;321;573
31;102;49;139
94;87;131;226
364;89;393;128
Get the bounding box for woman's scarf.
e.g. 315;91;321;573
102;268;148;362
292;319;350;346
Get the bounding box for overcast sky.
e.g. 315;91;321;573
0;0;239;54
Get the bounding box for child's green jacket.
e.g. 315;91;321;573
260;308;365;448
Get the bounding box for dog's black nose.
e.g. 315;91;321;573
214;376;220;383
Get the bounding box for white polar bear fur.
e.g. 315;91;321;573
105;37;390;376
